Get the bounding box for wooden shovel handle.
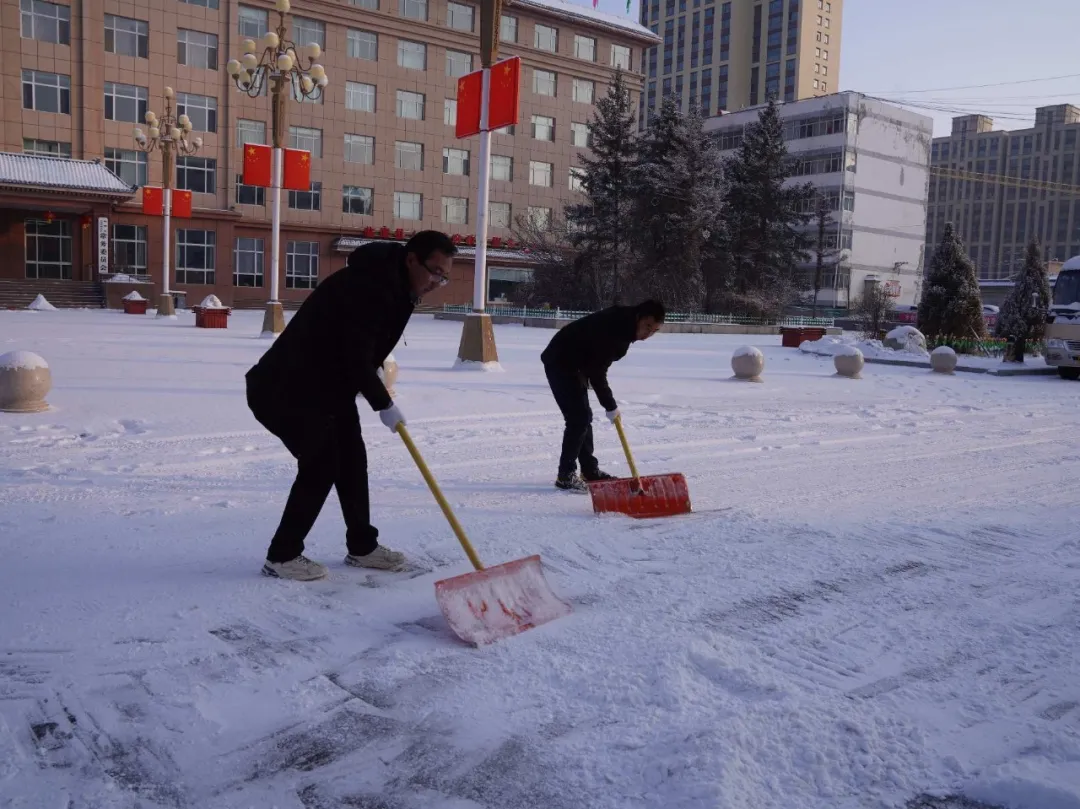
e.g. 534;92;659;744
614;415;642;488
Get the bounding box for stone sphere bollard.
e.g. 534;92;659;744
930;345;958;375
731;346;765;382
833;346;864;378
0;351;52;412
379;353;399;397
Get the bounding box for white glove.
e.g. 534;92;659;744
606;408;620;424
379;403;406;432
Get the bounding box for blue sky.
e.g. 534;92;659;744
591;0;1080;137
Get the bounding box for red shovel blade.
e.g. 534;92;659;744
587;473;692;519
434;554;572;646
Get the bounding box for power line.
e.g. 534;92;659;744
866;72;1080;96
930;165;1080;197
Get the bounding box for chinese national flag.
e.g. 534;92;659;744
455;70;483;139
142;186;163;216
487;57;521;131
282;148;311;191
171;189;193;218
242;143;272;187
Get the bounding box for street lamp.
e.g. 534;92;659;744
133;86;202;319
226;0;328;337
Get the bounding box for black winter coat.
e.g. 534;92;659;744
246;241;415;419
540;305;639;412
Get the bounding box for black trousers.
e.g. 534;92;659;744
247;384;379;563
544;364;600;480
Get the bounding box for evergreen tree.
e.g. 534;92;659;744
811;192;841;317
995;238;1051;362
628;97;726;311
917;222;987;340
718;98;815;317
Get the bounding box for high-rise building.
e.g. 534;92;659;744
927;105;1080;287
0;0;657;308
638;0;841;126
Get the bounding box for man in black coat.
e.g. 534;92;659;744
246;230;457;581
540;299;666;491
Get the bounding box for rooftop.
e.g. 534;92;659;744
510;0;659;42
0;152;136;198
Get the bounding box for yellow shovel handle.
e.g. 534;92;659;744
395;423;485;571
614;415;642;486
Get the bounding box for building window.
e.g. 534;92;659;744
22;70;70;114
447;1;474;31
176;229;215;286
104;14;146;57
350;0;377;9
21;0;70;45
394;191;423;220
529;160;553;187
572;78;594;104
104;147;148;187
395;141;423;170
442;196;468;224
569;167;585;192
103;82;147;122
236;119;266;147
177;29;218;70
527;206;552;230
233;237;264;286
533;69;556;97
398;40;426;70
570;122;591;148
347;29;377;60
23;138;70;157
500;15;517;42
288;182;322;211
343;186;374;215
443;147;470;175
531;114;555;141
491;154;513;181
611;44;631;70
235;174;265;205
346;82;376;112
444;98;457;126
489;201;511;228
288;125;322;157
293;17;325;47
25;218;71;279
399;0;427;20
446;50;473;78
176;156;216;194
344;134;374;164
238;5;268;37
176;92;217;133
111;224;147;272
574;35;595;60
494;124;514;136
286;241;319;288
534;24;557;52
396;90;425;120
179;0;218;9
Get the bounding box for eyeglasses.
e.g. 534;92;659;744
425;262;450;287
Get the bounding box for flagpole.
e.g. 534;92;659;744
158;187;176;319
262;146;284;337
472;66;492;314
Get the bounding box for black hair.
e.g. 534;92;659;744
636;299;666;322
405;230;458;263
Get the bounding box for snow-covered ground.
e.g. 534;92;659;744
2;309;1079;809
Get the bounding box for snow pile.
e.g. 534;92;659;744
105;273;135;283
801;334;929;360
198;294;226;309
0;349;49;370
733;344;763;358
884;325;928;353
833;343;863;358
122;290;146;302
27;294;56;311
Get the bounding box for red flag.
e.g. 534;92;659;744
142;186;163;216
488;57;521;131
171;189;193;218
242;143;272;187
282;148;311;191
455;70;483;139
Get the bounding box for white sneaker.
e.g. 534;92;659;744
262;554;328;581
344;546;407;571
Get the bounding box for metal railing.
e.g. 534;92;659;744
441;304;835;327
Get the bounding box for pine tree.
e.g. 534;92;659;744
995;238;1051;362
628;97;726;311
718;98;815;317
917;222;987;341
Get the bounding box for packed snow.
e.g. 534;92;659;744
26;293;56;311
122;290;146;302
0;349;50;370
2;309;1080;809
198;294;227;309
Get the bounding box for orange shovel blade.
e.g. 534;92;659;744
434;554;572;646
587;473;692;519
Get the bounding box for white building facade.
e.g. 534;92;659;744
703;92;933;308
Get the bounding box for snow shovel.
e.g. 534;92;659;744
395;424;572;646
586;414;692;519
